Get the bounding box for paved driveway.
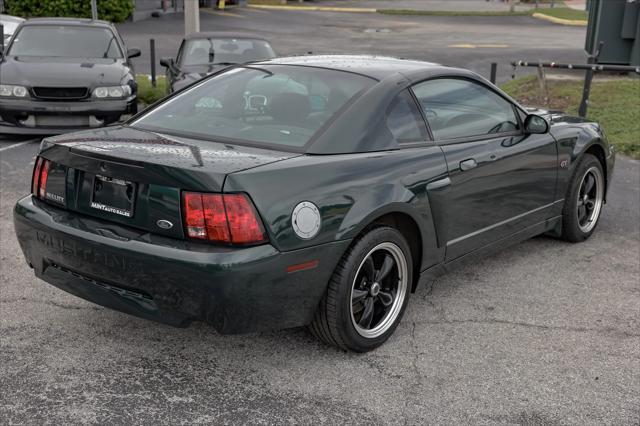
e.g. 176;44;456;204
1;136;638;424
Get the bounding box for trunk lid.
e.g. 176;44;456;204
38;126;298;239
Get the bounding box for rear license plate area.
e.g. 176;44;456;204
90;175;136;218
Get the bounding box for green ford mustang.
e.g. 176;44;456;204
14;55;615;352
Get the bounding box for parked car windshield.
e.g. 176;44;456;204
8;25;123;58
180;38;275;66
132;65;375;149
0;16;23;39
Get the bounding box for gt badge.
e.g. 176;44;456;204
292;201;321;240
560;159;569;168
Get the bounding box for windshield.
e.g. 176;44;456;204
180;38;275;66
1;20;21;36
8;25;123;58
133;65;375;149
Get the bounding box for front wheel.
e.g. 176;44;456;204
309;226;412;352
561;153;605;242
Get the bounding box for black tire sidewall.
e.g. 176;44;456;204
333;227;413;352
562;154;604;242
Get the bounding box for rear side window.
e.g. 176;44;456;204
386;90;427;144
412;78;519;140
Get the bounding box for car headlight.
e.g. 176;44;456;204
93;85;132;99
0;84;29;98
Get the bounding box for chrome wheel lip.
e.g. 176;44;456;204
577;166;604;234
350;242;408;339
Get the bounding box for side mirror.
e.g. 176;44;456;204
524;114;549;134
160;57;173;68
127;48;141;59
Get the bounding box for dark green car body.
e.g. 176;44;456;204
13;56;615;334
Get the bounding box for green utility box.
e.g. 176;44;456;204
586;0;640;65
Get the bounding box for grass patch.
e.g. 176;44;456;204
501;76;640;159
534;7;587;21
378;9;530;16
136;75;168;106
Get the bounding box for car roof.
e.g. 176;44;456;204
0;14;25;23
20;17;113;27
255;54;445;80
185;31;269;41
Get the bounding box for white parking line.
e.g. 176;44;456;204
0;139;39;152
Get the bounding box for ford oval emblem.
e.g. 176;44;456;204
156;219;174;230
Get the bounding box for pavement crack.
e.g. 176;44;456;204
415;318;640;338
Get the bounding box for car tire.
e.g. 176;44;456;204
309;226;412;352
561;153;605;242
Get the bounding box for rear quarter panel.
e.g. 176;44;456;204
223;147;449;271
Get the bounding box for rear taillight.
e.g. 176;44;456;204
182;192;267;245
31;156;51;199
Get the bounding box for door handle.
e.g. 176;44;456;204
459;158;478;171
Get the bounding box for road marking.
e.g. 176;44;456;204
0;139;39;152
202;9;246;18
248;4;376;12
243;7;269;13
448;43;510;49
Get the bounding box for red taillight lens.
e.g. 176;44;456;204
224;194;266;244
38;160;51;199
31;157;51;199
183;192;207;239
31;157;43;195
202;194;231;242
182;192;266;245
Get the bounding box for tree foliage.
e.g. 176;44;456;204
6;0;134;23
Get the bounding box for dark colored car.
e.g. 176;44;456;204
0;14;25;44
160;32;275;93
0;18;141;135
14;56;615;352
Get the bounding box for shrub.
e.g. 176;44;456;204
6;0;134;23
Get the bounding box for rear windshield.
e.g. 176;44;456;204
132;65;375;149
8;25;123;58
180;38;275;66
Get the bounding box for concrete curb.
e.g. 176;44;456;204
247;4;376;12
531;12;587;26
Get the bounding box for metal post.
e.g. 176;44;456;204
150;39;157;88
490;62;497;84
91;0;98;20
184;0;200;36
578;41;603;118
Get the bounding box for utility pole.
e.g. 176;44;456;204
185;0;200;36
91;0;98;20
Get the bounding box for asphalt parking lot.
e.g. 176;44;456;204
1;8;640;425
116;8;588;83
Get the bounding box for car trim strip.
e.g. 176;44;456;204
446;199;564;246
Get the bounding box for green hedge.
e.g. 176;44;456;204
6;0;134;23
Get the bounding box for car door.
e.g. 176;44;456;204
412;77;558;261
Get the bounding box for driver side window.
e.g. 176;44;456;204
411;78;519;140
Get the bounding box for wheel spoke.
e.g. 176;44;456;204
584;173;595;194
578;205;587;222
352;288;368;305
362;256;375;282
358;297;374;328
375;254;394;282
378;290;394;307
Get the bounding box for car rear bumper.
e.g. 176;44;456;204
0;97;137;135
14;196;349;333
